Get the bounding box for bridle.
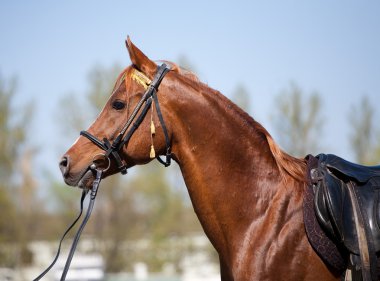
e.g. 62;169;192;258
80;63;172;174
34;64;171;280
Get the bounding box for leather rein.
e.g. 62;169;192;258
34;166;102;281
34;64;171;280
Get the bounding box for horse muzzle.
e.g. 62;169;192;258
59;154;110;188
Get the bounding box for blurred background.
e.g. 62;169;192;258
0;1;379;280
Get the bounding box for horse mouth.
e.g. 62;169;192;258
78;169;95;189
63;167;94;189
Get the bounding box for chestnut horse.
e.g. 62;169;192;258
59;38;339;281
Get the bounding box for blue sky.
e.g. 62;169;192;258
1;1;379;182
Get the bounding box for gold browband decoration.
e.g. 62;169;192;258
131;68;152;89
130;68;156;158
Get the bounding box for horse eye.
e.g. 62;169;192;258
112;100;126;110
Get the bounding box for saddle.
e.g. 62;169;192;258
308;154;380;281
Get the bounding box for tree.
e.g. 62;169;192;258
0;74;23;264
58;63;123;140
348;96;380;165
0;74;24;183
0;73;37;267
271;82;324;157
231;84;251;113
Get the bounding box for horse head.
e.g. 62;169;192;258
59;37;173;188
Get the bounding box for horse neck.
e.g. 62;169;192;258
165;77;306;252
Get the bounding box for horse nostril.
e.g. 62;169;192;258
59;156;70;176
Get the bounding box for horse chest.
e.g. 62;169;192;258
218;201;338;281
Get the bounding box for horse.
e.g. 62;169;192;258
59;37;340;281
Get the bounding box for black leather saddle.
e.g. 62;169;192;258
309;154;380;281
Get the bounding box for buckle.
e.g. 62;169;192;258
310;168;323;182
120;166;128;175
92;154;111;172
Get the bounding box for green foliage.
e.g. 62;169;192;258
58;63;123;139
271;82;324;157
231;84;251;113
349;96;380;165
0;74;22;252
0;73;38;267
129;163;201;240
0;190;19;243
87;63;123;112
0;74;24;183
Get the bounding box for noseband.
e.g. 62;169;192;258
80;63;171;174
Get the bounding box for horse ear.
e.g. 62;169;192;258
126;36;157;77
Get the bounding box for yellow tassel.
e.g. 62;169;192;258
131;69;151;89
150;120;156;135
150;145;156;159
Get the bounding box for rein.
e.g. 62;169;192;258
33;165;103;281
34;64;171;280
80;63;171;174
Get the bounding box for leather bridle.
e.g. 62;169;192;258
34;64;171;281
80;63;172;174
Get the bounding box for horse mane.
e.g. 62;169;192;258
170;61;307;183
254;122;307;183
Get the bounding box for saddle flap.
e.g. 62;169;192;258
322;170;359;252
312;154;380;254
322;154;380;184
